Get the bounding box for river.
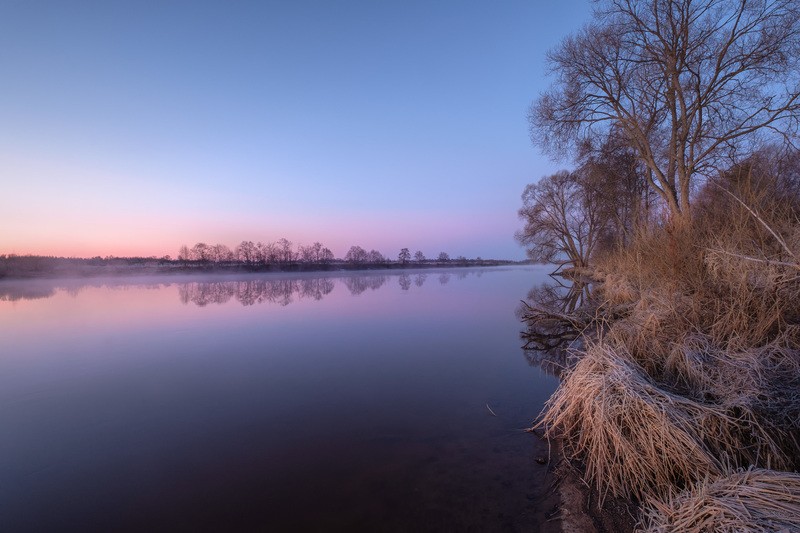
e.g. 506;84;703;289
0;266;560;532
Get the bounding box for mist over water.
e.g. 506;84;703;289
0;266;559;532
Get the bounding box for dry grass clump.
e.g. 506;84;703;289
639;468;800;533
535;340;794;504
535;185;800;525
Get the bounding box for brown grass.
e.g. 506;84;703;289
536;340;796;504
534;187;800;522
639;468;800;533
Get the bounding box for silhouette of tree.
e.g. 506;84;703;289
414;250;425;263
299;242;326;263
236;241;258;264
276;238;293;263
398;248;411;265
178;245;191;262
367;249;384;263
437;252;450;263
259;241;277;264
320;247;335;263
210;244;233;263
345;245;368;264
191;242;211;262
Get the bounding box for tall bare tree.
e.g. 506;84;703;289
532;0;800;221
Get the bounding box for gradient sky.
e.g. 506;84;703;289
0;1;592;260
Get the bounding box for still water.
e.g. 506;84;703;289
0;266;559;532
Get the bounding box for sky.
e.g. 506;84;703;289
0;0;593;260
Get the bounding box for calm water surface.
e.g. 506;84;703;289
0;266;559;532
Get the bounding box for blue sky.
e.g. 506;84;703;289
0;0;592;259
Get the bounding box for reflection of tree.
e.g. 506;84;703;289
519;276;594;376
413;273;427;287
0;285;57;301
299;278;335;300
398;274;411;291
343;275;386;296
178;277;336;307
438;273;450;285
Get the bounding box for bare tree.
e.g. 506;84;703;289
516;170;607;268
345;245;368;264
437;252;450;262
258;241;277;264
210;244;233;263
414;250;425;263
532;0;800;221
319;247;335;263
178;245;191;262
236;241;258;265
578;128;653;244
298;242;326;263
276;238;294;263
367;249;385;263
191;242;211;262
398;248;411;265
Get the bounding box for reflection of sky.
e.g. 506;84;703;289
0;266;559;530
0;2;593;260
0;268;529;345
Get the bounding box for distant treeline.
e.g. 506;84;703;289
177;239;479;268
0;249;523;280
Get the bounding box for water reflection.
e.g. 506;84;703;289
519;275;593;376
0;266;559;532
0;268;503;305
178;278;336;307
398;273;411;291
0;285;56;301
342;274;386;296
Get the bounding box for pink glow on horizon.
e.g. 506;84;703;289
2;209;518;260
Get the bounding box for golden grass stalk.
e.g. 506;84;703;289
536;340;794;504
640;468;800;533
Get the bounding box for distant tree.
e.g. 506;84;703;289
276;238;294;263
191;242;211;262
236;241;258;264
345;245;368;264
178;245;191;262
258;241;277;264
437;252;450;262
367;249;385;263
210;244;233;263
319;247;335;263
299;242;324;263
398;248;411;265
414;250;425;263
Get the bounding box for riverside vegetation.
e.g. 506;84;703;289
518;0;800;531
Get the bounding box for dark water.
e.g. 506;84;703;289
0;266;559;532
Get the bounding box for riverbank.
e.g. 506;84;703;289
525;220;800;531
